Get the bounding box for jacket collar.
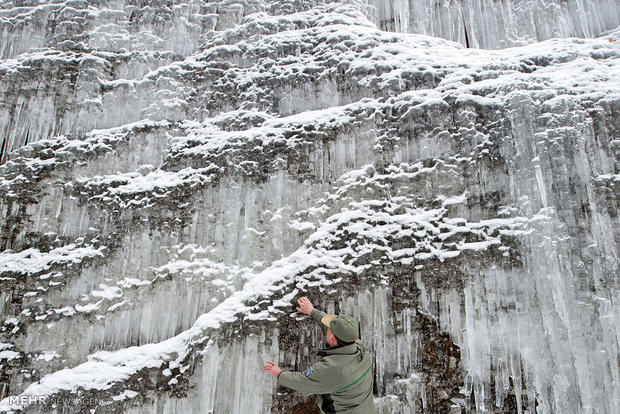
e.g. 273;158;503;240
318;340;362;356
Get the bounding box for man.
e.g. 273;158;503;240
264;297;375;413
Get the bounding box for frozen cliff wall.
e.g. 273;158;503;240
0;0;619;413
363;0;620;49
1;0;620;163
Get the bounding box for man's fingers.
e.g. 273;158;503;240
296;297;312;314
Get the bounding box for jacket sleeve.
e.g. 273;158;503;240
310;308;327;334
277;361;336;394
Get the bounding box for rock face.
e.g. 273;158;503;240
0;0;619;413
364;0;620;48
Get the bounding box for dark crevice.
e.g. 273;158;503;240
462;16;471;48
0;135;6;165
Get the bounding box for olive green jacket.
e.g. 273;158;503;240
277;309;375;413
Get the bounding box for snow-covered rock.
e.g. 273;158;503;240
0;1;619;413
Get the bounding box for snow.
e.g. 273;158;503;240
0;350;20;361
37;351;60;362
90;285;122;301
0;245;105;276
111;389;139;402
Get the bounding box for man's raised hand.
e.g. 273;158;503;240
263;361;282;378
296;297;314;315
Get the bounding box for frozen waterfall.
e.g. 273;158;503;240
363;0;620;48
0;0;619;413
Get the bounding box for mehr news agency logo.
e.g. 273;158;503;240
8;395;113;406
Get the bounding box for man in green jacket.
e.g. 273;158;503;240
264;297;375;413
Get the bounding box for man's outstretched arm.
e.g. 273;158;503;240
296;297;327;328
264;360;337;395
